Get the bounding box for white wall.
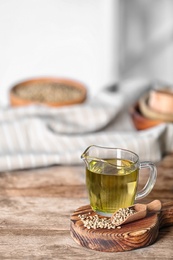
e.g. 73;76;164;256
0;0;119;106
119;0;173;84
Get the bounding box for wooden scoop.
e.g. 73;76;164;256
111;199;162;226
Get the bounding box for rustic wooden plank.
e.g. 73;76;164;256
0;165;85;187
0;228;172;260
0;184;87;198
0;197;88;230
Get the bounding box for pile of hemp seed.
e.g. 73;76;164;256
78;207;136;229
14;82;83;103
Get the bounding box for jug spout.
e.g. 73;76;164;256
81;145;100;169
81;145;108;170
81;145;91;168
81;145;120;175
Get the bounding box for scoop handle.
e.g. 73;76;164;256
146;200;162;213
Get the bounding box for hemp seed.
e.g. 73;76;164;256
14;82;83;103
78;207;136;230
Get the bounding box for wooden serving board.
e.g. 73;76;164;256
70;202;173;252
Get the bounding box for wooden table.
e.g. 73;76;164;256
0;154;173;259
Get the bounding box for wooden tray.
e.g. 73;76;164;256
70;203;173;252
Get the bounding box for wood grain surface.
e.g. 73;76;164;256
0;154;173;259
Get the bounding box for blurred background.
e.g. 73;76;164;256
119;0;173;82
0;0;118;106
0;0;173;106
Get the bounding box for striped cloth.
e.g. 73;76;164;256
0;88;173;171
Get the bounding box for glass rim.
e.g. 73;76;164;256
81;145;139;166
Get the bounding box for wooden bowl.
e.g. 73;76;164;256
9;77;87;107
130;103;163;130
149;88;173;114
139;93;173;122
